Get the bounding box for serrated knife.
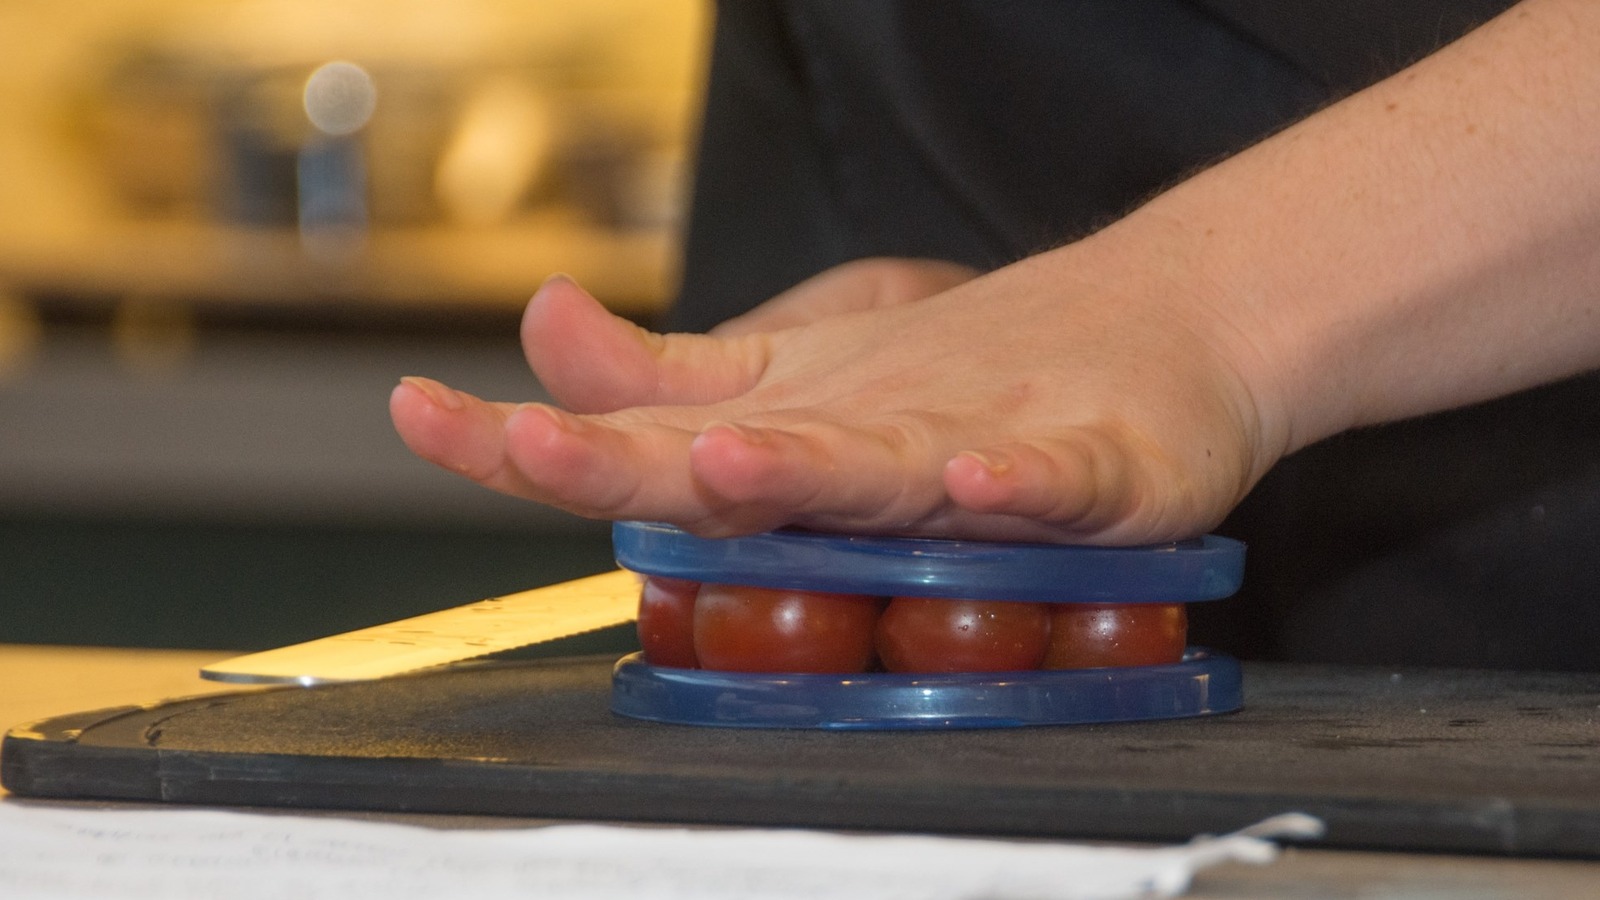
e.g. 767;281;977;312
200;568;640;685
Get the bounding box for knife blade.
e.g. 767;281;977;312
200;568;641;685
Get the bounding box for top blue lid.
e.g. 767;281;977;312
612;522;1244;604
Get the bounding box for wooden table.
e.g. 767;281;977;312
0;644;236;738
3;644;1597;898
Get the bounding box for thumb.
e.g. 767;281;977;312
522;275;773;413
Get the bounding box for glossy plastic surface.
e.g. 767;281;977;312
610;522;1246;729
612;521;1245;604
610;651;1243;730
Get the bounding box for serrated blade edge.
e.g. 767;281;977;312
200;569;640;685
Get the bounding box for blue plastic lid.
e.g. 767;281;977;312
610;651;1243;730
612;521;1245;604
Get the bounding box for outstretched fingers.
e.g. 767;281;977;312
497;402;730;526
396;372;1177;541
687;416;955;534
943;431;1151;538
390;376;542;495
394;375;730;525
521;275;774;413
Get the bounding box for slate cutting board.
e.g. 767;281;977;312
5;658;1599;856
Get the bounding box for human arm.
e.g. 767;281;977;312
391;0;1600;543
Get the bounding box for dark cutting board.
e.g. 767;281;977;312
5;658;1600;857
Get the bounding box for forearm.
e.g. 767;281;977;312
1080;0;1600;457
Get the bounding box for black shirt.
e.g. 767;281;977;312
670;2;1600;672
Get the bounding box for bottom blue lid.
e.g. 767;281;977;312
610;650;1242;730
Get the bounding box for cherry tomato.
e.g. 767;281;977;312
1043;603;1186;669
636;576;700;668
875;597;1051;673
693;584;884;673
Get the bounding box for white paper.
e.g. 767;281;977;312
0;802;1322;900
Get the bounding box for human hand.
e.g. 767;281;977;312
396;0;1600;546
390;241;1281;544
709;257;980;336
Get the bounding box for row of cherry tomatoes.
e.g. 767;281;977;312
635;576;1187;674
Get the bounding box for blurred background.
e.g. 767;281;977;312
0;0;708;650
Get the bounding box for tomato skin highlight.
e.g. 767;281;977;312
1043;603;1187;669
693;584;885;673
636;576;701;668
875;597;1051;673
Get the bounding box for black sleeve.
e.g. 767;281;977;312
668;1;857;333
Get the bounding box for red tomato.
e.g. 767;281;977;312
693;584;884;673
875;597;1051;673
635;576;701;668
1043;603;1187;669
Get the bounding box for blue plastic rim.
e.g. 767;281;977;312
612;521;1246;604
610;651;1243;730
608;522;1247;729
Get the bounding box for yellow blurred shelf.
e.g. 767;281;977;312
0;214;675;318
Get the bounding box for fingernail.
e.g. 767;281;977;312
400;376;465;412
703;420;766;444
958;449;1011;476
529;274;572;308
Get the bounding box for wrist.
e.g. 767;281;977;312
1063;211;1299;486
